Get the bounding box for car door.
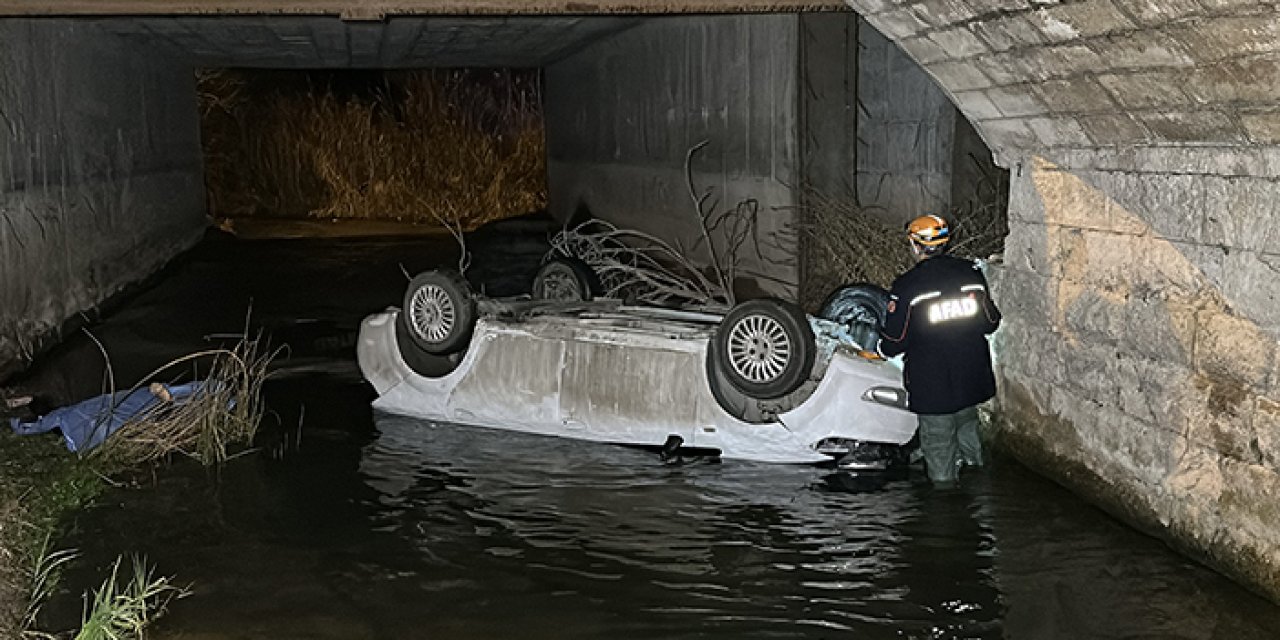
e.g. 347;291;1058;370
557;323;702;447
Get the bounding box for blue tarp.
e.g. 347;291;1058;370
8;382;203;453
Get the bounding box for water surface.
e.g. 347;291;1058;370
22;232;1280;639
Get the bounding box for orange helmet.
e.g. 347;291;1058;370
906;214;951;253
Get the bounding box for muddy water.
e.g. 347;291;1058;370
19;231;1280;639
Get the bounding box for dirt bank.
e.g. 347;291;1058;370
0;490;19;638
0;427;103;635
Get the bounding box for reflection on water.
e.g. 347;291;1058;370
352;415;992;639
64;378;1280;640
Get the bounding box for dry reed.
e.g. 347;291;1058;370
199;69;546;229
90;337;271;468
946;159;1010;263
794;180;1008;311
794;192;913;310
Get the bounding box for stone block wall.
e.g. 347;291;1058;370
991;147;1280;599
0;20;206;379
842;0;1280;600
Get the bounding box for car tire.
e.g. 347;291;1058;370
710;298;815;400
395;312;464;377
532;256;601;302
818;284;889;350
704;337;778;424
400;270;476;356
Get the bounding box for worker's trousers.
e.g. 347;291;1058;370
917;405;983;485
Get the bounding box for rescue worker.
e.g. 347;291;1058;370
877;214;1001;486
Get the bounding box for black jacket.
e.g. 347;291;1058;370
878;255;1001;415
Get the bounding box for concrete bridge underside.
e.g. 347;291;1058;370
0;0;845;17
1;0;1278;604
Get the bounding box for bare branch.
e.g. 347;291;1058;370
683;140;732;304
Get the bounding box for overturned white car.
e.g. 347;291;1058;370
357;261;916;466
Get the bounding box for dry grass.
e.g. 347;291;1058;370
796;192;913;304
90;337;272;468
200;69;546;229
795;179;1009;311
947;161;1010;263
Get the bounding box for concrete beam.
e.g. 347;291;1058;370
97;16;649;67
0;0;848;18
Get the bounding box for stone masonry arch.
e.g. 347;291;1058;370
844;0;1280;601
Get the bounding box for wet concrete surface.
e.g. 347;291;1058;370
12;230;1280;639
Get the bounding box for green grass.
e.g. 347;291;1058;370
74;556;187;640
1;431;190;639
0;431;103;552
0;429;105;637
0;336;271;636
1;429;193;639
20;532;79;638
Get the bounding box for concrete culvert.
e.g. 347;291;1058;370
3;0;1280;634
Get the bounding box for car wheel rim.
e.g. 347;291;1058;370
726;314;791;384
538;267;584;301
408;284;455;343
848;303;877;326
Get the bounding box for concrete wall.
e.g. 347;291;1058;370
844;0;1280;601
950;115;1004;216
798;12;859;200
545;13;985;300
856;21;956;220
0;19;206;379
794;12;1000;307
545;15;801;298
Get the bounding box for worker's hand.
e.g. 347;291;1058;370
856;349;884;361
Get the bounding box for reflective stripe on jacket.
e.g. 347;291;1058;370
878;255;1001;415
